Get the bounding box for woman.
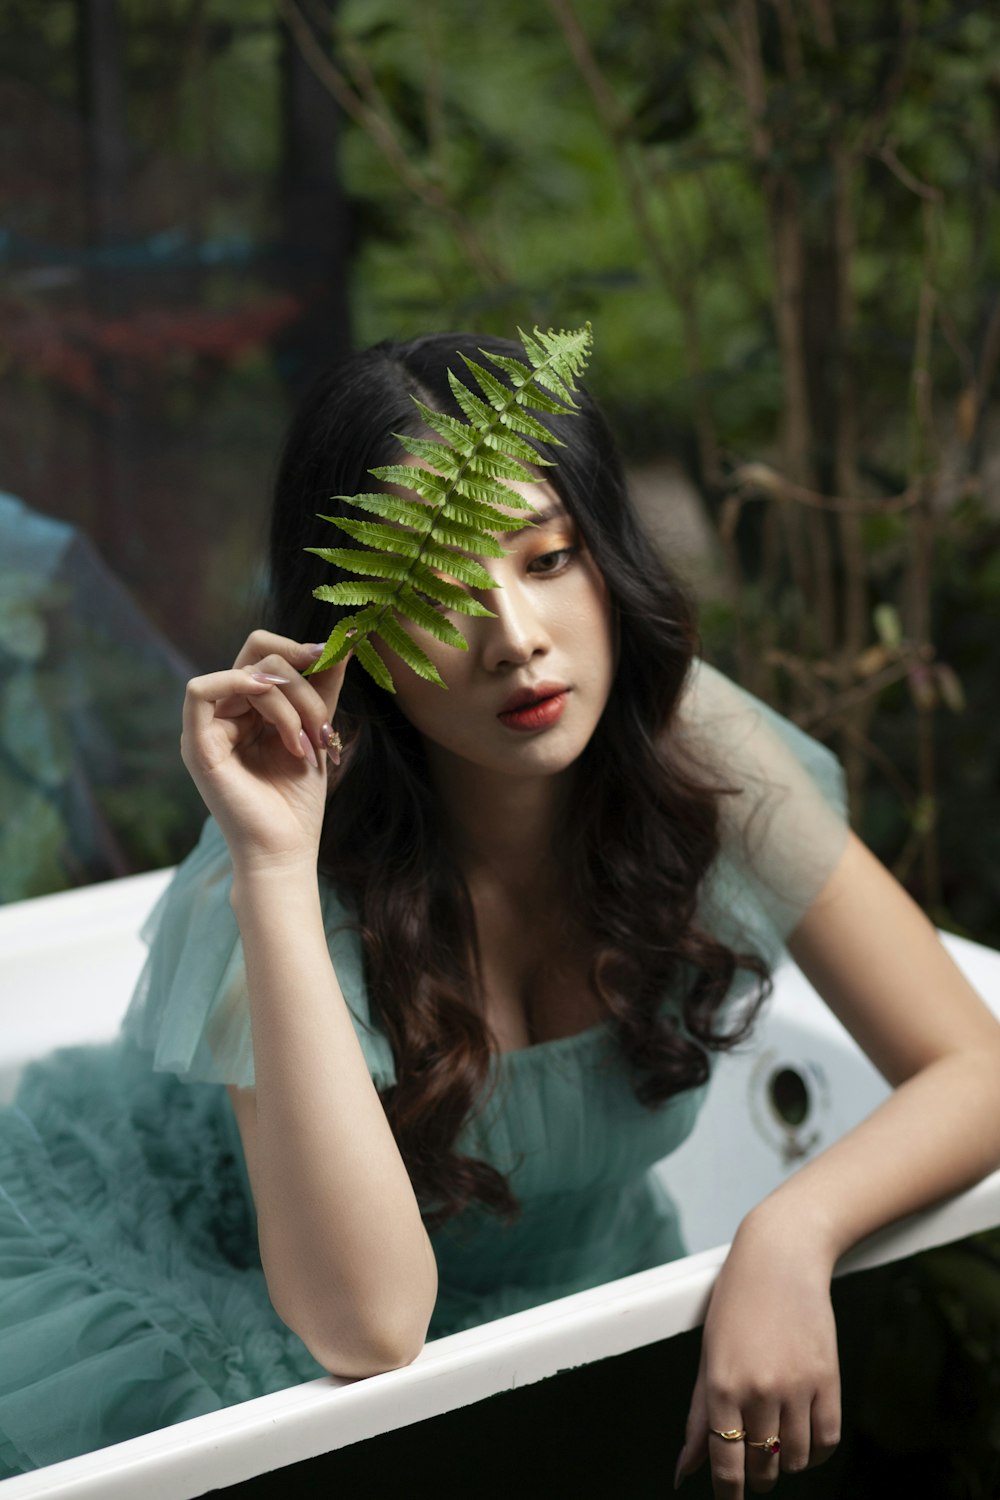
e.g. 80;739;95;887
2;333;999;1497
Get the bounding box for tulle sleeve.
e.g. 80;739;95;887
121;815;397;1090
678;659;852;967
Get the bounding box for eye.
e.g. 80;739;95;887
528;546;577;576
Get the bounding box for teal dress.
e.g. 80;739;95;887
0;662;850;1475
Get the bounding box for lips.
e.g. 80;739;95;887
497;685;570;732
498;682;568;715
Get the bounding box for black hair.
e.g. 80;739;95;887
266;332;771;1227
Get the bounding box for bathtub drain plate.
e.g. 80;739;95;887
747;1049;831;1167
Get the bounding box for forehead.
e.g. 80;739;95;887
495;484;571;536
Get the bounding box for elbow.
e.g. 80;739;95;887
266;1238;438;1379
297;1309;430;1379
271;1271;436;1379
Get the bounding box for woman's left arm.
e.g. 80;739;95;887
676;829;1000;1497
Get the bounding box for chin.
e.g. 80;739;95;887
495;724;594;776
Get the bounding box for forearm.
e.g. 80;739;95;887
231;864;437;1374
742;1044;1000;1265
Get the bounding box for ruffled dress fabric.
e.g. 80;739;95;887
0;661;850;1476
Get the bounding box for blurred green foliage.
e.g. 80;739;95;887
0;514;203;902
322;0;1000;943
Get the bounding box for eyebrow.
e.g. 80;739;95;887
498;507;568;540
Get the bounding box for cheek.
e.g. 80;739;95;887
553;569;614;662
383;641;469;737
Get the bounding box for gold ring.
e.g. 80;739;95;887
747;1435;781;1454
710;1428;746;1442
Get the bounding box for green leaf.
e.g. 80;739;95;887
354;636;396;693
447;368;496;429
462;449;536;483
518;323;591;398
411;573;496;615
416;546;495;589
314;581;401;606
496;406;560;444
376;614;446;687
391;432;465;472
302;608;377;676
411;400;479;454
369;464;452;500
443;496;534;531
324;518;426;552
397;588;469;648
461;355;517;413
305;325;593;691
516;384;573;416
448;472;535;509
330;495;433;528
430;521;507;557
307;547;414;581
482;351;533;387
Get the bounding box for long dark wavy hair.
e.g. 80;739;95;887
266;332;772;1229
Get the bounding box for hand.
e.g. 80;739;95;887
180;630;350;875
674;1208;842;1497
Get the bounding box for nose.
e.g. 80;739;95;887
478;576;551;673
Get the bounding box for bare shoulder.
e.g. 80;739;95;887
786;830;1000;1084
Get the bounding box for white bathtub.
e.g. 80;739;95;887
1;870;999;1499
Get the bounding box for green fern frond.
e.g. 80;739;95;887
304;323;593;692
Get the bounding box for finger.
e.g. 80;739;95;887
239;652;350;762
235;663;323;763
233;630;327;673
777;1399;810;1478
183;668;279;733
186;666;316;766
182;670;279;771
302;657;353;770
704;1409;748;1500
300;649;354;727
744;1409;782;1494
675;1379;710;1490
808;1387;842;1468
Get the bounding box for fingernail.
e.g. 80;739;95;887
251;672;290;684
319;723;342;766
298;729;319;768
306;643;326;659
345;628;357;639
673;1452;686;1491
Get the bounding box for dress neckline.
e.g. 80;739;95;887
494;1016;612;1064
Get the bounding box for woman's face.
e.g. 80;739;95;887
379;472;616;781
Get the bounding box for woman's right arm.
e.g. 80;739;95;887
181;631;437;1378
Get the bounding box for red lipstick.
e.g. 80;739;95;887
497;685;569;732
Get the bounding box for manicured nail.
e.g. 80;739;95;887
251;672;290;684
319;723;342;766
306;643;326;659
298;729;319;768
673;1452;686;1491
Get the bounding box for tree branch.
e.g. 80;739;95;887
273;0;506;287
